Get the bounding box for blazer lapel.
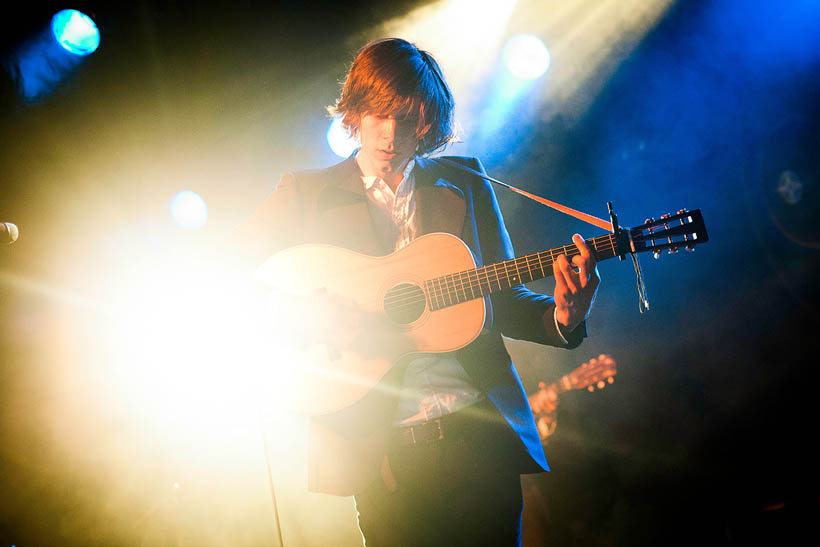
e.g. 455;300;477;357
414;156;466;237
313;155;386;256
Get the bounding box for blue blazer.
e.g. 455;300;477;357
237;154;585;494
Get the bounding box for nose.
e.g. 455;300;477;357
378;118;397;147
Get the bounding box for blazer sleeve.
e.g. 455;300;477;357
470;159;585;349
229;172;304;272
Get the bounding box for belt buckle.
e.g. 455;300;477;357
411;419;443;444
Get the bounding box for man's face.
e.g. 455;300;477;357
356;113;418;182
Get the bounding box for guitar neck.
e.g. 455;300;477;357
425;232;618;311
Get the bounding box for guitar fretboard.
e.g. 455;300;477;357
424;233;618;311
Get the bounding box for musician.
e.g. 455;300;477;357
237;38;600;546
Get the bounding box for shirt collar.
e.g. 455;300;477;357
361;156;416;190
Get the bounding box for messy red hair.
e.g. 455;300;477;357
329;38;456;155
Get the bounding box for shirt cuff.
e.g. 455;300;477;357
553;307;570;345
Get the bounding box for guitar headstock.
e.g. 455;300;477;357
628;209;709;259
567;354;617;392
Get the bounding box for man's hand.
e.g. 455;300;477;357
552;233;600;332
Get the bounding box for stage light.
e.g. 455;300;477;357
169;190;208;229
51;9;100;56
379;0;518;103
503;34;550;80
327;117;358;158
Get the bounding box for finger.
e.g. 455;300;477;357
573;233;597;265
572;233;590;258
557;254;579;293
572;253;589;288
552;259;568;298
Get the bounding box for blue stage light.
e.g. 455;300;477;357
170;191;208;230
503;34;550;80
51;9;100;56
327;117;358;158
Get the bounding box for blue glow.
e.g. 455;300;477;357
327;117;358;158
51;9;100;56
503;35;550;80
169;191;208;230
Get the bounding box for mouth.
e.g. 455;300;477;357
377;149;397;159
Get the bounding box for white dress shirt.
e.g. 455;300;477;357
360;157;484;426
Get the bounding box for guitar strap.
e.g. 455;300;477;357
434;157;613;231
435;157;651;313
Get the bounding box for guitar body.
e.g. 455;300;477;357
255;232;486;414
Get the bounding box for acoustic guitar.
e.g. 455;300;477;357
255;209;707;415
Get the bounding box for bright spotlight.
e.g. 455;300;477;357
503;34;550;80
51;9;100;56
327;117;358;158
169;190;208;230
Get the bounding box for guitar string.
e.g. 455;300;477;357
383;214;699;311
382;239;619;309
382;213;698;307
381;236;618;306
383;239;619;312
385;238;617;304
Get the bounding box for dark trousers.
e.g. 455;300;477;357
354;405;525;546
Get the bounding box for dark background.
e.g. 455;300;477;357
1;1;818;545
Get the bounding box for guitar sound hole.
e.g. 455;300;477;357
384;282;426;324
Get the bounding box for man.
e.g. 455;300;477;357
237;38;599;546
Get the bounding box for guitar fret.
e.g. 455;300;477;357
479;265;488;293
409;212;704;314
459;271;469;302
423;231;630;311
468;269;477;300
454;273;462;303
473;268;485;297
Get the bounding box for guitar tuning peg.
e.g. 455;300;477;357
668;246;679;254
644;218;654;225
685;245;696;252
677;209;687;215
660;213;670;219
653;250;662;259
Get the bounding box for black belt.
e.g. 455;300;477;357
393;418;445;445
391;402;487;446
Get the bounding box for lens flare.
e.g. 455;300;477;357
169;190;208;229
51;9;100;56
503;34;551;80
327;117;358;158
